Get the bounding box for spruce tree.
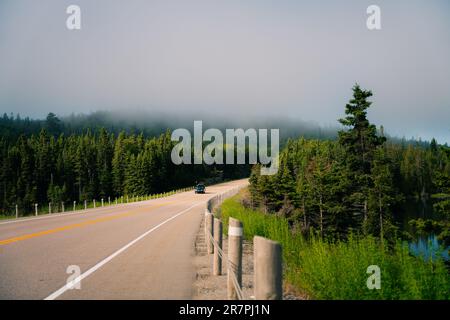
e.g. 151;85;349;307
338;84;386;226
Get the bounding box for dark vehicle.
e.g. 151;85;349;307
195;184;206;194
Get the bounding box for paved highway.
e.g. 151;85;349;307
0;179;247;300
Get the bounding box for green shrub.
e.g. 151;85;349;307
220;195;449;300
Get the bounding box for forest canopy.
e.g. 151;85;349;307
248;85;450;244
0;85;448;246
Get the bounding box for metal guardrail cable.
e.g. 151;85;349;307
204;186;247;299
229;268;244;300
206;225;246;300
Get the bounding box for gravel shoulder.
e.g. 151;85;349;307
192;216;255;300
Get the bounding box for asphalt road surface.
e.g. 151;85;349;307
0;179;248;300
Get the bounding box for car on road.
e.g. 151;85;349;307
195;184;205;194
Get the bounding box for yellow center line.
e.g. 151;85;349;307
0;201;174;246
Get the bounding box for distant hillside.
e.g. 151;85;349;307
0;110;439;148
0;110;337;140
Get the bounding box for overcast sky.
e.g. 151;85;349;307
0;0;449;143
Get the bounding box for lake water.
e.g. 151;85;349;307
400;201;449;261
408;235;449;261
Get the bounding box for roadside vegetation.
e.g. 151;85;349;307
0;116;249;217
220;194;449;299
249;85;449;248
219;84;449;299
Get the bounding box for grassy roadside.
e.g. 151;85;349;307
0;187;193;221
218;191;449;300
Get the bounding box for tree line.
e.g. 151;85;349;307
249;85;450;244
0;127;248;215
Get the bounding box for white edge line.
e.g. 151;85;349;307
44;202;201;300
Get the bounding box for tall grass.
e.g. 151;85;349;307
219;195;449;300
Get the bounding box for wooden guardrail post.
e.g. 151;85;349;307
213;218;223;275
15;204;18;219
205;212;214;254
204;210;208;236
34;203;38;216
73;201;76;211
62;202;65;213
93;199;96;208
254;236;282;300
228;218;243;300
84;200;87;210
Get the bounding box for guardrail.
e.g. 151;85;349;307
10;186;194;219
204;186;283;300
